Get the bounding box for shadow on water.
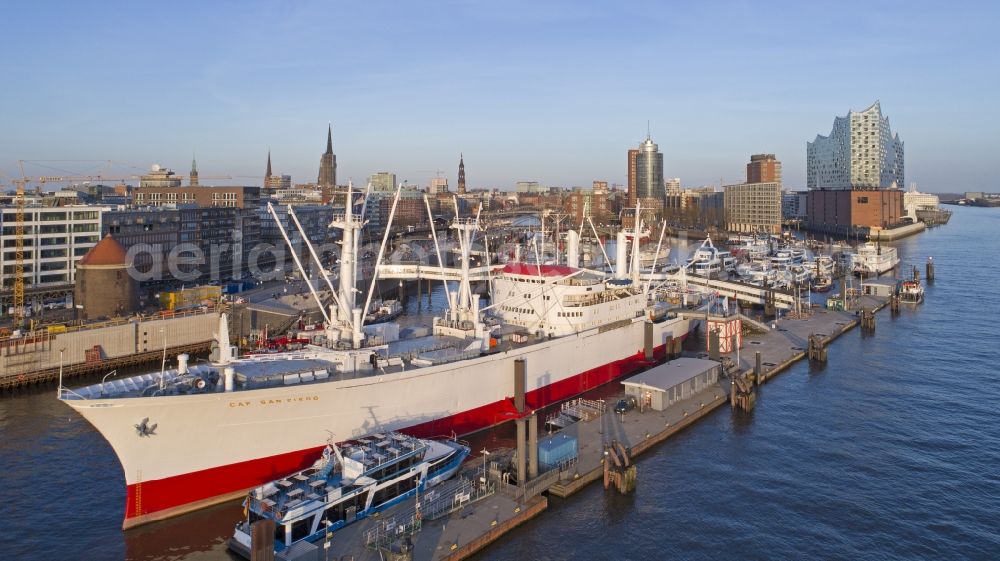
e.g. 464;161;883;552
124;500;244;561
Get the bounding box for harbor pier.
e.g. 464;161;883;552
305;289;894;561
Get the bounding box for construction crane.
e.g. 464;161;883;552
417;169;447;180
27;174;231;186
12;161;28;327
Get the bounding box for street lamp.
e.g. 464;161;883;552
57;348;65;398
480;448;490;486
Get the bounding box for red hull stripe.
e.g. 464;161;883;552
124;338;679;522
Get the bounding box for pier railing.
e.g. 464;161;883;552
364;476;496;550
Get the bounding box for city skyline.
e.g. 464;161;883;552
1;1;997;192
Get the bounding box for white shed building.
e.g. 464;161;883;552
622;357;721;412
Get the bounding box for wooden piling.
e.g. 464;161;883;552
808;334;828;362
860;308;876;332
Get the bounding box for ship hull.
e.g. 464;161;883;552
66;316;690;529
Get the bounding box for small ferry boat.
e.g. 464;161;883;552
364;299;403;324
898;280;924;304
229;433;469;559
688;237;723;278
852;241;899;276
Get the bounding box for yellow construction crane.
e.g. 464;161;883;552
12;161;28;327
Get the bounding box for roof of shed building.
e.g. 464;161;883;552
621;357;719;391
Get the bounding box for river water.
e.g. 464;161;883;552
1;206;998;560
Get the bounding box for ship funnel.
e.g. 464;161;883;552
615;231;628;279
216;313;232;365
566;230;580;268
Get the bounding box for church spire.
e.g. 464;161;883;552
457;153;466;195
265;150;272;182
318;124;337;187
189;154;199;186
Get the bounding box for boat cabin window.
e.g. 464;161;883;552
275;523;286;545
291;518;312;542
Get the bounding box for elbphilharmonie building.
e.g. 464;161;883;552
807;101;904;190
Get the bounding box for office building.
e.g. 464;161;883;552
133;185;260;209
428;177;449;194
724;182;782;234
807;101;904;190
273;186;322;204
516;181;546;194
103;206;259;287
367;172;397;192
0;205;107;288
747;154;782;185
782;191;808;220
627;149;639;206
564;184;611;225
635;136;664;203
139;165;182;189
258;204;334;265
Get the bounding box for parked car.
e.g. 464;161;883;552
614;396;637;414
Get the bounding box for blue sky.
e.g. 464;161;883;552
1;1;996;192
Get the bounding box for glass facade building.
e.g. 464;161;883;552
807;101;904;190
635;138;664;202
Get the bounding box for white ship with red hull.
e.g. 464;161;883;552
60;188;695;529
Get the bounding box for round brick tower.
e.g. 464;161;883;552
74;234;138;320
